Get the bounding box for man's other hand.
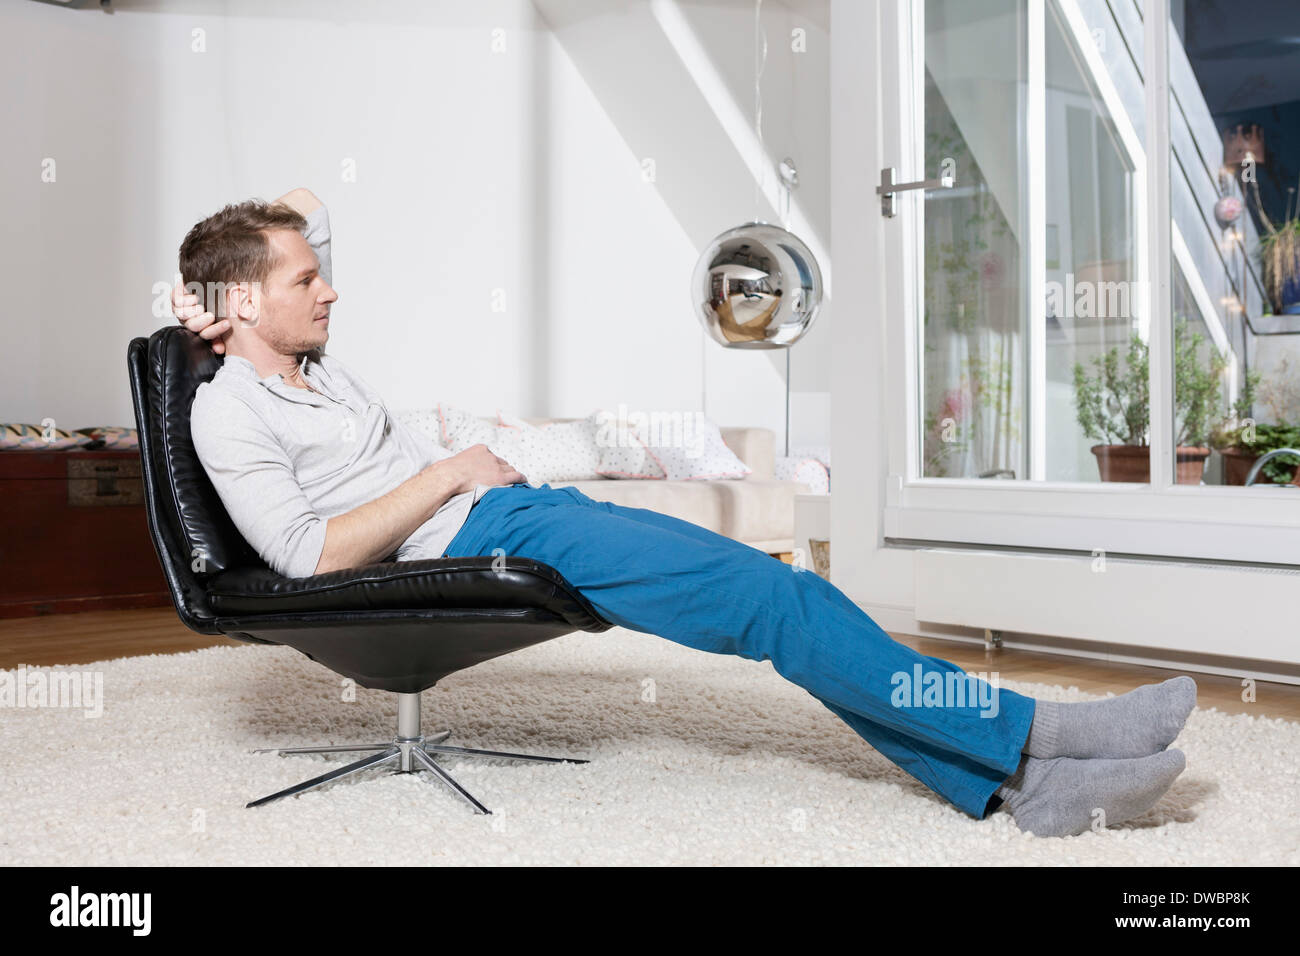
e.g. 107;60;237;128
173;278;230;354
438;443;527;494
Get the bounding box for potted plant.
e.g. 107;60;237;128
1209;367;1264;483
1210;346;1300;484
1073;316;1226;483
1250;183;1300;314
1213;421;1300;485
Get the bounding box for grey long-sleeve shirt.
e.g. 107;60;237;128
189;204;490;578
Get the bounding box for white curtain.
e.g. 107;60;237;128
926;320;1024;479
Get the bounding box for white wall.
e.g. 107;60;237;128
538;0;832;448
1;0;831;450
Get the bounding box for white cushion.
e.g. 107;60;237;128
397;404;751;484
393;403;605;483
437;403;498;449
496;410;604;481
656;417;752;481
594;408;750;481
776;456;830;494
593;409;666;479
390;407;445;448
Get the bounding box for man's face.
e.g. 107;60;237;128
234;228;337;353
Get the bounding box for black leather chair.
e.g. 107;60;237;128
127;327;614;813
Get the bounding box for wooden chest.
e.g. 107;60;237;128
0;450;170;618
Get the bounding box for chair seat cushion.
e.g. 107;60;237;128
206;557;610;630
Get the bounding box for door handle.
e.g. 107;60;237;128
876;166;955;217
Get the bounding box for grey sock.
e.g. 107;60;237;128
1023;676;1196;760
994;749;1186;837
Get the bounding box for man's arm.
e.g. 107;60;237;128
280;188;332;287
192;390;455;577
321;444;524;571
191;391;523;577
174;187;329;352
190;390;329;577
313;464;460;574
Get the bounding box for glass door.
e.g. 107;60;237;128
880;0;1300;566
921;0;1144;484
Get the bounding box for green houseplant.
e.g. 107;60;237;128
1207;356;1300;486
1072;316;1227;483
1207;366;1276;484
1249;177;1300;314
1213;421;1300;485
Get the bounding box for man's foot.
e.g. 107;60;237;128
994;749;1186;837
1023;676;1197;760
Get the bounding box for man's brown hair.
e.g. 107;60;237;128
178;200;308;316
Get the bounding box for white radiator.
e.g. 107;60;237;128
913;548;1300;668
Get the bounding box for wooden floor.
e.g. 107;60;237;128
2;606;1298;722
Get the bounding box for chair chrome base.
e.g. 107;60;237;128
246;692;587;814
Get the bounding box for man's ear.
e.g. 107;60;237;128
230;281;259;328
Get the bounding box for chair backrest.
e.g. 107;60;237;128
128;327;266;633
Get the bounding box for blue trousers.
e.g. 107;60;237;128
443;482;1036;819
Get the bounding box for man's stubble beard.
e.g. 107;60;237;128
258;314;327;363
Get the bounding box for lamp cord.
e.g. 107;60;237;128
785;348;791;457
754;0;767;222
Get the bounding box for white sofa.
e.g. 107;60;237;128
514;417;813;554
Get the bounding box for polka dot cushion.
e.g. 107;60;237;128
393;404;606;483
776;456;830;493
595;409;749;480
394;405;752;483
593;410;666;479
434;403;498;450
496;410;605;481
389;408;446;448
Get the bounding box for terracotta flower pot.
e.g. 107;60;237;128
1219;446;1258;485
1175;447;1212;484
1090;444;1211;484
1090;444;1148;482
1219;446;1300;486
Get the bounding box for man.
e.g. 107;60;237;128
175;189;1195;837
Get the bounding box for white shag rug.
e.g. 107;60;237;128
1;627;1297;866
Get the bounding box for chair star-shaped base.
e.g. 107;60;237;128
246;693;587;814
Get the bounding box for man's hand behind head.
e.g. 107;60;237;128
173;278;231;354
